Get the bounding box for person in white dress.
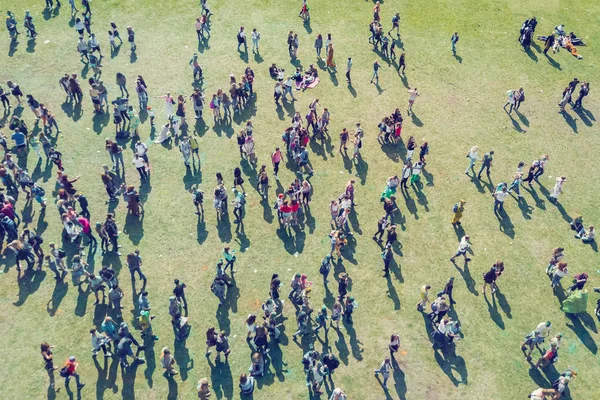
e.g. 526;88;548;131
550;176;566;201
154;123;171;144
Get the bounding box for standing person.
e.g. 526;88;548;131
550;262;568;290
493;186;508;213
197;378;212;400
326;43;336;68
132;154;147;181
503;89;516;114
514;87;525;111
477;150;494;180
237;26;247;53
482;261;504;294
381;244;393;277
450;235;471;263
61;356;85;390
370;60;380;85
42;343;58;388
451;32;459;54
127;26;136;51
388;12;400;36
161;347;178;376
346;57;352;84
574;81;589;108
251;28;260;53
407;87;419;115
373;357;392;389
549;176;566;202
558;86;572;113
314;34;323;58
451;200;466;225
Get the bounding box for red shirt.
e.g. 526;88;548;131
64;360;77;374
279;205;292;213
1;203;14;219
291;202;300;212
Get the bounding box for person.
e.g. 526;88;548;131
251;28;260;53
90;328;112;357
346;57;352;84
381;244;393;277
197;378;212;400
330;388;347;400
549;176;566;202
407;87;419;115
529;388;557;400
477;150;494;179
370;60;380;85
388;333;400;358
493;186;508;213
503;89;516;114
550;261;568;290
482;261;504;294
574;81;589;108
534;343;558;369
373;357;392;388
326;43;336;68
239;373;254;395
61;356;85;390
41;342;58;387
451;200;466;225
514;87;525;111
161;347;178;375
450;235;471;263
451;32;459;53
127;26;136;51
237;26;247;53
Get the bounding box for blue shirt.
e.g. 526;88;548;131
12;132;25;146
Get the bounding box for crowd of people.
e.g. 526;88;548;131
1;1;597;399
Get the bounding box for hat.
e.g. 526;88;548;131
120;322;128;328
69;356;76;361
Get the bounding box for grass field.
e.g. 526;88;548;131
1;0;599;399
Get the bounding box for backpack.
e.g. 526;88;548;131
452;203;458;213
59;367;69;377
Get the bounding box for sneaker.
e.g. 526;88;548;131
105;352;112;357
171;370;179;375
77;383;85;389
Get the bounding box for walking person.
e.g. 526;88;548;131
61;356;85;390
482;261;504;294
237;26;247;53
251;28;260;53
477;150;494;179
450;235;471;263
451;32;459;54
407;87;419;115
370;60;380;85
549;176;566;202
451;200;466;225
314;34;323;58
346;57;352;84
574;81;589;108
373;357;392;389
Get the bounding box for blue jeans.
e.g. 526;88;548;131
508;182;520;196
371;71;379;83
284;86;295;100
252;39;259;52
551;274;563;287
65;372;82;387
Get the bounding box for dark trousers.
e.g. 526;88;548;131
373;227;385;240
233;207;242;222
477;164;490;178
136;167;147;180
346;71;351;82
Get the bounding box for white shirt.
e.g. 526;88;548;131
495;191;508;202
135;143;147;156
458;238;470;252
251;31;259;41
408;90;419;101
133;158;145;168
535;322;551;337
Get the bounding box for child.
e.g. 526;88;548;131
108;30;116;50
192;186;204;216
147;106;155;125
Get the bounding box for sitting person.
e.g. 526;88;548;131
301;64;319;89
292;67;303;89
570;215;585;236
576;225;595;243
269;63;282;79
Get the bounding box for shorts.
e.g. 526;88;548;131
192;148;199;154
92;98;100;105
454;250;466;257
35;195;44;204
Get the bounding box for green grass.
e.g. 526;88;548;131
0;0;599;399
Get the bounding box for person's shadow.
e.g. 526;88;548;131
453;53;462;63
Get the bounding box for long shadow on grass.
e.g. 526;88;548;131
565;312;598;354
94;355;119;399
484;292;505;330
13;268;46;306
433;345;468;386
451;259;478;296
521;184;546;210
47;279;68;316
208;357;234;400
495;208;515;239
174;338;193;382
